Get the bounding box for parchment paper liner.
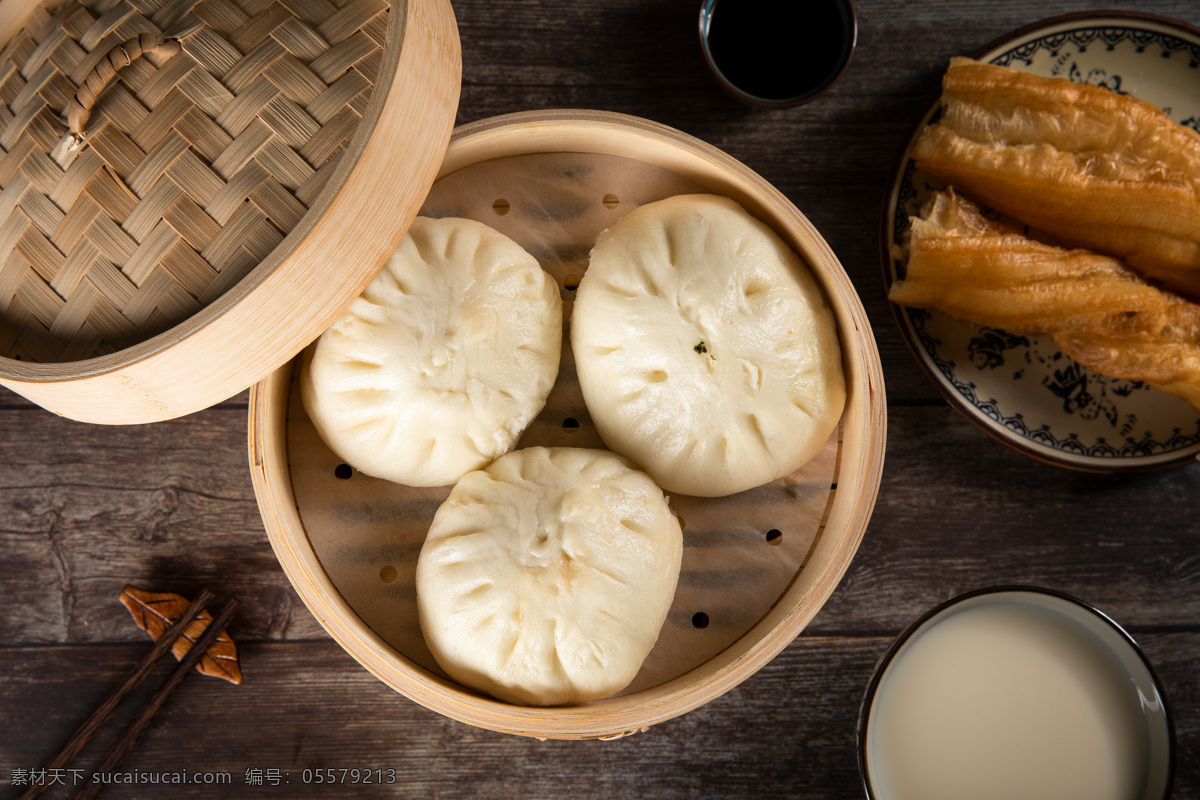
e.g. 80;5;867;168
286;151;841;699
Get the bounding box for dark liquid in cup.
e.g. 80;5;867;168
704;0;852;103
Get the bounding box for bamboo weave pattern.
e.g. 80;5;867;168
0;0;390;362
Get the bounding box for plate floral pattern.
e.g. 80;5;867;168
884;13;1200;471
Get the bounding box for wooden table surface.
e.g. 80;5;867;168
3;0;1199;797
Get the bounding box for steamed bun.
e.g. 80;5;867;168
303;216;562;487
416;446;683;706
571;194;845;497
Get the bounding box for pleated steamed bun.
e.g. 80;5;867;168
416;447;683;706
571;194;845;497
303;216;562;487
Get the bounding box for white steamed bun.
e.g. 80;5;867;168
571;194;845;497
416;446;683;706
303;216;562;487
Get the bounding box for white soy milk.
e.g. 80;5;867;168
865;599;1149;800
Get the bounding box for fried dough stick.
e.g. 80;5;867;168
938;57;1200;170
890;191;1200;410
912;58;1200;299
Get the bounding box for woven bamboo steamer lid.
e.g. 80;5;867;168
250;109;887;739
0;0;460;423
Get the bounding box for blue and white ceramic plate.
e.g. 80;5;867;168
883;12;1200;472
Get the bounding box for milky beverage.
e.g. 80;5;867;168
865;599;1150;800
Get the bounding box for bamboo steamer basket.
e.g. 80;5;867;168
0;0;460;423
249;109;887;740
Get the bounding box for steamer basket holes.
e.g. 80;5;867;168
493;199;511;215
334;464;353;480
562;417;580;431
602;193;620;209
766;528;783;546
692;612;710;629
563;274;581;291
379;565;398;583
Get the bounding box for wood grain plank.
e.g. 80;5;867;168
2;633;1195;798
2;399;1197;644
0;401;1197;640
817;405;1200;631
1;0;1200;795
0;402;321;645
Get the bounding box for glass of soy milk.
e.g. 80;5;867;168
858;587;1174;800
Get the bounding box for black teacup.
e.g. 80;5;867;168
699;0;857;107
